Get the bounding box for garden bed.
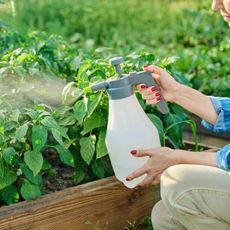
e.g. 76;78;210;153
0;176;158;230
0;141;218;230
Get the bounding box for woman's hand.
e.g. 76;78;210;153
138;65;218;124
137;65;180;105
126;147;179;187
126;147;218;187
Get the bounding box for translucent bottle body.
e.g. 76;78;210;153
106;94;161;188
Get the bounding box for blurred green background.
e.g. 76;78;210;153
0;0;229;95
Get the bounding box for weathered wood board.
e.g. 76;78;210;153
0;177;157;230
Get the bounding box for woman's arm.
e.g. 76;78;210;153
175;149;217;167
173;84;218;125
139;65;218;124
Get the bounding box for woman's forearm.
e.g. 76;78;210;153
174;149;217;167
173;84;217;125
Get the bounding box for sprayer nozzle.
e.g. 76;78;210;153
83;86;92;94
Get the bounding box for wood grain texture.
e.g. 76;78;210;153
0;177;156;230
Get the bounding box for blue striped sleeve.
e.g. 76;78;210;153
216;144;230;171
201;96;230;133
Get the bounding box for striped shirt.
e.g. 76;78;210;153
201;96;230;170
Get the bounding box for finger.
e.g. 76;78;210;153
137;85;157;96
138;175;155;187
130;149;153;157
142;91;160;100
152;73;161;86
126;167;147;181
130;147;164;157
136;84;147;91
146;96;161;105
142;65;162;75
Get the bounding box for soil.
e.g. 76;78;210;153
42;150;77;194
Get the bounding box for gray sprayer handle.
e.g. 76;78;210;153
129;71;169;114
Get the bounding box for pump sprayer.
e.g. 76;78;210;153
84;57;169;188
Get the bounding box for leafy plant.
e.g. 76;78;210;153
0;23;198;205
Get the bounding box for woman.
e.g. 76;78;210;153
126;1;230;229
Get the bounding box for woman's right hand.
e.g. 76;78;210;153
137;65;180;105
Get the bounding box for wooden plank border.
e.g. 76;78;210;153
0;177;155;230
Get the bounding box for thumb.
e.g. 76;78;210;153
142;65;162;75
152;73;161;86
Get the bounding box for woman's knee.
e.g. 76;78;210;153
159;164;225;208
151;200;169;229
151;200;187;230
160;164;198;205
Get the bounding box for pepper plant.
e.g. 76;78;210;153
0;24;197;205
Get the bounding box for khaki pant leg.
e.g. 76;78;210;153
160;164;230;230
151;200;187;230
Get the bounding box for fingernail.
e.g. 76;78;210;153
151;86;156;92
155;92;160;96
140;84;147;89
156;96;161;101
131;150;137;155
143;65;148;68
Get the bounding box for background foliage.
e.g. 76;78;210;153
1;0;229;96
0;0;229;205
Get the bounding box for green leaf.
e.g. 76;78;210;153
96;129;107;159
20;180;41;200
74;153;86;184
73;97;88;125
184;120;198;151
0;126;4;135
81;112;106;135
0;184;19;205
87;93;102;118
15;124;28;142
20;163;43;185
161;56;179;67
42;159;51;170
54;145;74;167
147;113;164;145
172;71;190;86
51;128;64;146
31;125;48;151
62;83;83;105
41;116;59;129
59;115;76;126
163;114;184;148
0;159;17;190
3;147;17;164
80;135;96;165
24;151;43;176
25;108;40;120
170;103;188;120
0;111;5;123
91;160;105;178
4;121;17;131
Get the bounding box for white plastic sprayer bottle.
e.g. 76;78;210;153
84;57;169;188
106;94;161;188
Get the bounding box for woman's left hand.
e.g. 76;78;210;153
126;147;179;187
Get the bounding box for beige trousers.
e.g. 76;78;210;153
151;164;230;230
